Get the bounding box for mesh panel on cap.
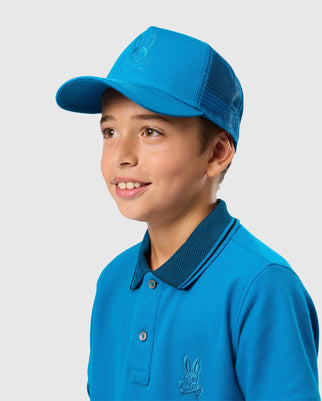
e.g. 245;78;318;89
205;51;239;106
199;49;243;139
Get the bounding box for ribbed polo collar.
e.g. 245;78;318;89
130;199;237;290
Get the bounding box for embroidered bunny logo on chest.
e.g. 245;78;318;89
178;355;203;399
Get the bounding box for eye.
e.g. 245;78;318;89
142;127;161;137
101;128;118;139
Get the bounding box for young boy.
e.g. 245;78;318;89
56;26;320;401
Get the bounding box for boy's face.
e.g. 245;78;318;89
100;90;217;227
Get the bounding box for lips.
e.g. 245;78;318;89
112;177;151;188
117;181;144;190
112;177;151;198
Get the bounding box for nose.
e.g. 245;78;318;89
111;135;138;168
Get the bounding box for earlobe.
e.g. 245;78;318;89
206;133;235;178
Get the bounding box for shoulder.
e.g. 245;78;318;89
225;224;312;305
214;223;317;321
230;232;320;400
227;225;318;338
211;222;296;294
229;223;291;270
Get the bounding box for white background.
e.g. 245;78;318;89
1;0;321;399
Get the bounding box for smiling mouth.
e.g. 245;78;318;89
117;182;145;189
114;180;152;190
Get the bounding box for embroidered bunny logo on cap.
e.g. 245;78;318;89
122;32;157;72
178;355;203;399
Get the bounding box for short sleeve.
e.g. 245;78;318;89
234;264;320;400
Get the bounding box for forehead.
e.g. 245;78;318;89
101;89;200;130
102;88;158;116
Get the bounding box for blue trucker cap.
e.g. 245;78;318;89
56;26;243;148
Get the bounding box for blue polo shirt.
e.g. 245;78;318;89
87;200;320;401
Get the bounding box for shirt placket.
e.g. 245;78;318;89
124;272;163;389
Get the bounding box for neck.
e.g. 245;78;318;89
147;201;217;271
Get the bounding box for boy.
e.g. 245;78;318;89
56;26;320;400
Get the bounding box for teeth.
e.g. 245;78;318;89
126;182;135;189
118;182;126;189
117;181;143;189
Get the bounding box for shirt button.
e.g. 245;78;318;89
148;279;157;289
139;331;148;342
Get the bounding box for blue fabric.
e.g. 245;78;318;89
87;201;320;400
55;26;243;149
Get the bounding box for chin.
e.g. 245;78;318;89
116;204;150;223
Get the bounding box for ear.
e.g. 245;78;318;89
206;132;235;178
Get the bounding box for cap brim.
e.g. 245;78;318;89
56;76;202;118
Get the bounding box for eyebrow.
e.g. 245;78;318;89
100;113;171;126
132;114;171;123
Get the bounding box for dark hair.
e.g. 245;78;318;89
197;117;231;184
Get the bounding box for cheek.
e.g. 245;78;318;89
155;151;205;184
101;148;111;183
150;154;182;184
151;158;206;205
